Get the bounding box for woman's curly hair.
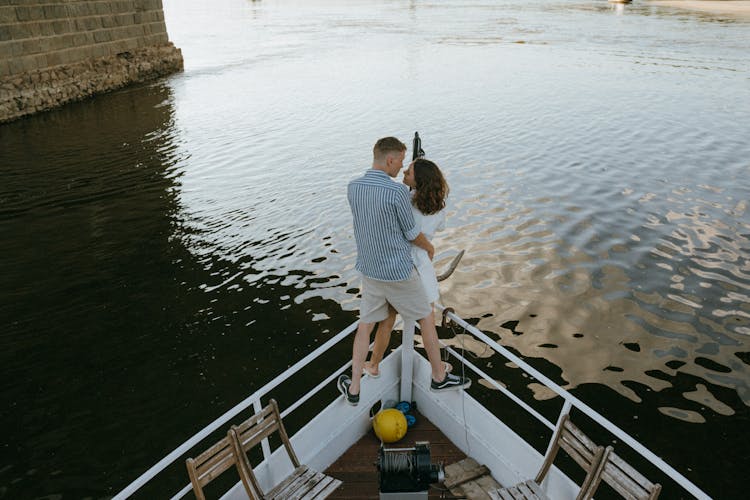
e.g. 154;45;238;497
411;158;449;215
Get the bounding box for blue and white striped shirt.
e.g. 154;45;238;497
348;169;420;281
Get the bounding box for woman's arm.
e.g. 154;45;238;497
411;232;434;261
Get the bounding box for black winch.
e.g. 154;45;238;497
377;441;444;499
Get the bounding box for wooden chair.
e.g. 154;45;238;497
185;432;243;500
493;414;606;500
229;399;342;499
583;446;662;500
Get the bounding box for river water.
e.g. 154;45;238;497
1;0;748;498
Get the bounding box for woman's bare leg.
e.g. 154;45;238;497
365;305;397;375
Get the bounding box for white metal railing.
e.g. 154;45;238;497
441;339;556;431
115;307;712;500
437;305;712;500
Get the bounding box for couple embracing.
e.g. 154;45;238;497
338;136;471;406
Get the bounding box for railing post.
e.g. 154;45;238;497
544;400;573;458
253;400;272;461
400;319;416;401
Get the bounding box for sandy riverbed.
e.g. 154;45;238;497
648;1;750;17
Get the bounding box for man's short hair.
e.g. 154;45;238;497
373;137;406;161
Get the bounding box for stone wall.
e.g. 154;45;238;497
0;0;183;123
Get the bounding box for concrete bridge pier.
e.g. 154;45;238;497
0;0;184;124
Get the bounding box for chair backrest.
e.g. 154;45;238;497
585;446;662;500
534;414;606;500
185;433;240;500
229;399;300;498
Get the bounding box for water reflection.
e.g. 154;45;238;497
0;83;188;497
441;172;749;408
610;3;627;17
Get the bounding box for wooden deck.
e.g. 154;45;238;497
324;410;468;499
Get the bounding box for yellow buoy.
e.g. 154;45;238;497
372;408;408;443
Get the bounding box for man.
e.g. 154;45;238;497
339;136;470;406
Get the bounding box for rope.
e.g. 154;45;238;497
381;451;415;474
441;309;471;456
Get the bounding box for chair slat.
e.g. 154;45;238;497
236;418;280;451
199;454;235;484
306;474;342;499
508;485;522;497
601;453;660;500
559;436;595;471
517;480;543;499
265;465;308;498
286;468;320;499
496;488;515;500
559;421;601;470
271;467;316;499
563;420;598;449
195;443;235;481
582;446;661;500
233;404;275;433
524;479;546;497
608;451;655;491
235;411;277;439
186;435;241;499
194;436;234;465
291;471;329;499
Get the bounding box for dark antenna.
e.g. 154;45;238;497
412;132;426;161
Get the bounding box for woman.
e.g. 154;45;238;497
363;158;453;378
404;158;448;305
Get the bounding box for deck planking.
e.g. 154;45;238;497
324;410;467;499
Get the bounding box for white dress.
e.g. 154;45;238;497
411;205;446;304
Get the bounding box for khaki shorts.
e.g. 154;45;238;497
359;270;431;323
